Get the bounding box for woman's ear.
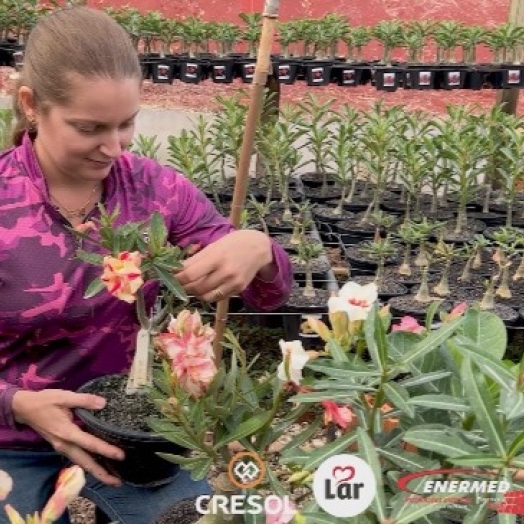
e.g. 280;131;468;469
18;86;37;121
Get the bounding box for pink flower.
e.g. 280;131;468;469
446;302;468;321
156;310;217;398
265;497;296;524
321;400;355;430
392;316;425;334
0;469;12;501
74;221;97;234
41;466;86;522
101;251;144;303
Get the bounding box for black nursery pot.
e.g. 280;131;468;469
151;58;177;84
302;60;333;87
272;59;300;85
179;58;207;84
501;64;524;88
374;66;403;92
76;374;187;487
236;59;257;83
437;65;468;90
404;66;438;90
209;57;235;83
331;63;370;87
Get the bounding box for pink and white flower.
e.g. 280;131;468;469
321;400;355;430
101;251;144;303
0;469;12;501
41;466;86;522
328;281;378;321
265;496;296;524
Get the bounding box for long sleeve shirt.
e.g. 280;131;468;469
0;133;292;449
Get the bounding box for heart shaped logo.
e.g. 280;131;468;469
332;465;356;485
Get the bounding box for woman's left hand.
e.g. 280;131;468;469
176;230;274;302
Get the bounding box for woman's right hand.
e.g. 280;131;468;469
12;389;124;487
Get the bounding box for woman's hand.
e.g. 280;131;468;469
12;389;124;487
176;230;275;302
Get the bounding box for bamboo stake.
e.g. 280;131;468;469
212;0;281;361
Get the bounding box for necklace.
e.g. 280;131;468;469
50;184;101;220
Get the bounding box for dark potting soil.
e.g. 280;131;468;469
300;171;336;186
388;294;452;318
290;255;331;274
272;233;323;252
81;374;157;433
483;225;524;241
344;244;399;267
313;204;356;222
440;221;486;243
285;287;331;309
352;275;408;296
154;497;202;524
410;209;455;221
265;214;294;232
303;185;343;201
381;266;438;286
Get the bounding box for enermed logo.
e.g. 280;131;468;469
312;454;377;518
195;451;294;516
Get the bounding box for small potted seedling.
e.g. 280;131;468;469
371;19;404;91
335;25;372;86
395;222;426;277
432;242;458;297
130;134;161;160
411;218;438;268
247;196;275;236
433;20;468;88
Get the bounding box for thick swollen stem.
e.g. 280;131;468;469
472;248;483;270
496;265;512;299
399;244;412;276
513;256;524;281
482;184;492;214
415;267;432;303
415;243;430;267
433;260;451;296
197;473;244;524
479;278;496;310
303;265;316;298
459;256;474;282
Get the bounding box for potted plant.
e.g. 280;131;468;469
334;25;372;86
433;20;469;89
69;206;191;487
178;18;211;83
209;22;241;83
402;20;438;89
371;19;404;91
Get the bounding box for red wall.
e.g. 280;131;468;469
89;0;509;26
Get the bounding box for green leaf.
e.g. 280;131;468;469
449;338;515;390
265;467;288;497
356;427;387;522
396;316;465;369
507;429;524;458
403;426;478;458
326;338;350;363
84;277;106;299
364;305;388;372
301;512;344;524
147;418;200;450
310;380;376;392
307;361;380;379
289;390;367;403
461;358;506;456
149;212;168;254
407;394;471;413
464;502;488;524
303;431;358;470
398;370;453;388
449;454;506;467
213;412;271;449
378;447;437;472
154;265;188;301
75;250;104;265
187;457;213;481
383;382;415;418
156;452;205;465
500;387;524;420
393;500;449;524
461;309;506;360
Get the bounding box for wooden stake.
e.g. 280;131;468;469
495;0;524;115
212;0;281;362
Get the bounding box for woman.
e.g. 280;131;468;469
0;6;292;523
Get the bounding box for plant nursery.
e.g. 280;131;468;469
2;1;524;524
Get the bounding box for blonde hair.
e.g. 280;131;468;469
12;6;141;146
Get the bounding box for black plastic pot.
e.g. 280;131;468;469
76;374;187;487
209;58;235;83
302;60;333;86
374;66;403;92
437;65;468;90
151;58;177;84
404;66;438;90
273;58;301;84
501;64;524;88
331;63;370;86
179;58;207;84
236;59;257;83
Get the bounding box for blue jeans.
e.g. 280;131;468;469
0;449;210;524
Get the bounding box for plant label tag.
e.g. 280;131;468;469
125;328;152;395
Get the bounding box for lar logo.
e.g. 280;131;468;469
313;454;377;518
228;451;266;489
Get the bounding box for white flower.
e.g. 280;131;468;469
277;340;310;385
0;469;13;501
328;281;378;321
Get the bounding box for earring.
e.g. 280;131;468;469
27;116;37;132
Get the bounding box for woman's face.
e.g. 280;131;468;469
31;76;141;186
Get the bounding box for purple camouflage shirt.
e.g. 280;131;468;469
0;133;292;449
